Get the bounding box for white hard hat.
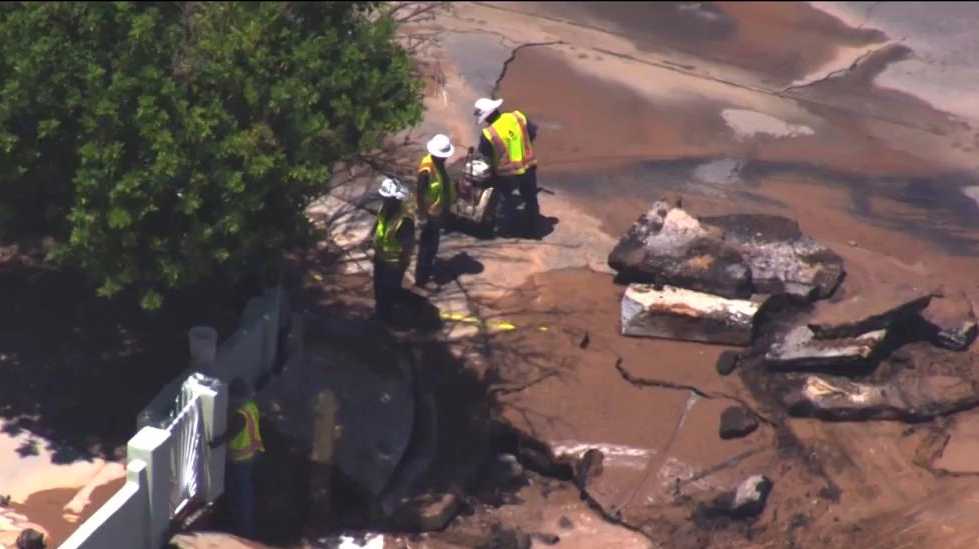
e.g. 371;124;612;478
379;177;408;200
474;97;504;123
426;134;455;159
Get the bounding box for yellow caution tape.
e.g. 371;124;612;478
439;311;517;332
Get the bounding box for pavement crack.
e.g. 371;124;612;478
492;40;565;97
614;359;776;426
780;43;894;94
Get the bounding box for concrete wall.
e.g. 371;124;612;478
60;461;151;549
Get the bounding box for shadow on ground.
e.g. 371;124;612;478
0;257;254;463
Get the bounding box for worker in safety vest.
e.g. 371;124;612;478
415;134;456;288
372;178;415;322
474;97;541;238
210;377;265;539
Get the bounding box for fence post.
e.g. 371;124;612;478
127;426;173;549
187;374;228;503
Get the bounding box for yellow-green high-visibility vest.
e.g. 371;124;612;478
418;154;456;218
482;110;536;176
229;400;265;463
373;208;407;264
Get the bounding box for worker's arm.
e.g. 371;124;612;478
526;117;538;142
416;171;430;218
209;410;246;449
478;134;494;162
397;217;416;268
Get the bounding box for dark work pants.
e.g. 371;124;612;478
415;218;443;285
373;258;406;321
227;458;257;538
496;166;540;235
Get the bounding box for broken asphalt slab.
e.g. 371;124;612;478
621;284;764;346
765;325;888;372
920;289;978;351
777;342;979;421
608;201;844;300
806;286;935;340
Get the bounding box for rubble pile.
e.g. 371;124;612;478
609;201;978;423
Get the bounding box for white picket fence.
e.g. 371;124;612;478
59;288;292;549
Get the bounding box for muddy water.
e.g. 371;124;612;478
507;2;887;86
484;3;979;547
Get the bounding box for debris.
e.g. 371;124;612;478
765;325;887;372
920;290;977;351
558;516;574;530
697;475;773;521
0;494;10;507
608;203;844;299
779;346;979;421
531;532;561;545
715;350;741;376
579;331;590;349
732;475;773;517
621;284;763;346
806;287;934;340
719;406;759;439
390;492;462;532
15;529;46;549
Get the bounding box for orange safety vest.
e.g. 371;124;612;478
482;110;536;176
229;400;265;462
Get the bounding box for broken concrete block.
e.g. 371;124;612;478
765;325;887;371
731;475;773;517
807;287;934;340
780;375;890;420
921;290;977;351
702;214;844;299
609;202;753;298
719;406;759;439
780;355;979;422
697;474;773;521
609;203;844;300
621;284;762;346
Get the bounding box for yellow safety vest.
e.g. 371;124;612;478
373;208;407;264
482;110;536;176
418;154;456;218
229;400;265;463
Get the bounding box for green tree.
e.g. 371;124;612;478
0;2;422;309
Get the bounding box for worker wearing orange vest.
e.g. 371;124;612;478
372;178;415;322
210;377;265;538
474;97;541;238
415;134;456;288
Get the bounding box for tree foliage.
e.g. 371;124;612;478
0;2;422;309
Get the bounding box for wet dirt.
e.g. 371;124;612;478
465;3;979;547
498;1;887;86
